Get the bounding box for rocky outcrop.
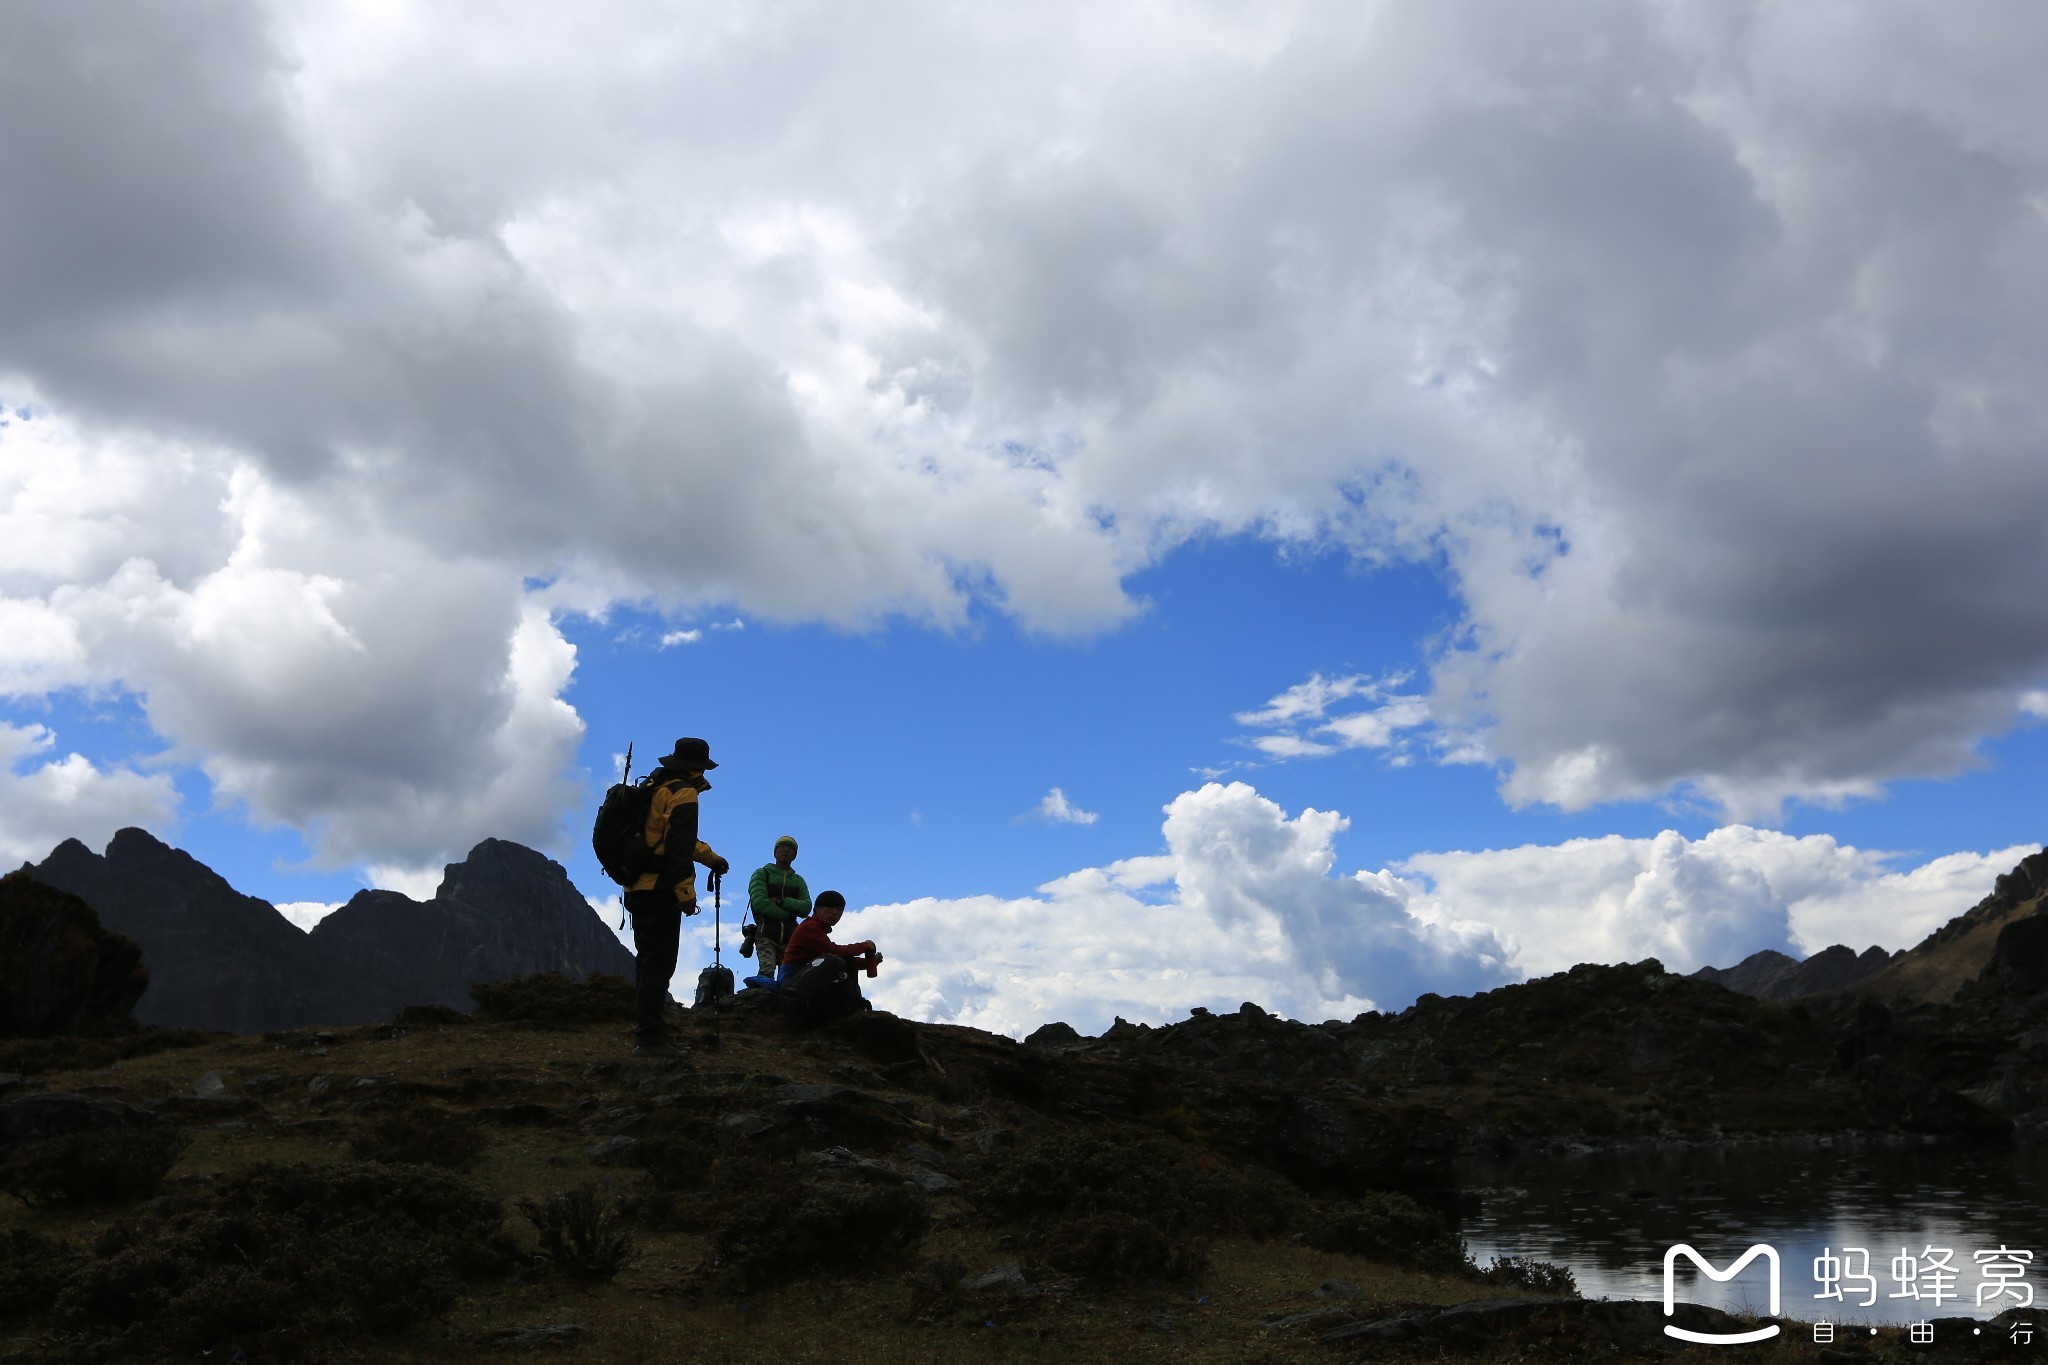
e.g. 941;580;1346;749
0;873;148;1037
1980;913;2048;995
1847;846;2048;1004
28;830;635;1033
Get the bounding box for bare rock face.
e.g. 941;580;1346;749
30;830;369;1033
0;873;148;1037
310;839;635;1014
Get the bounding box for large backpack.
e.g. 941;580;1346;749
694;962;735;1007
591;776;665;887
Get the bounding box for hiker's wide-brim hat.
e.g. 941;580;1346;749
658;737;718;770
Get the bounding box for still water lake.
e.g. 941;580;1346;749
1458;1139;2048;1325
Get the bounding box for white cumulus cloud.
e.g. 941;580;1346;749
857;782;1512;1036
0;411;583;877
812;790;2027;1035
1026;787;1099;826
1236;671;1439;763
0;722;179;866
1394;828;2033;976
274;900;341;932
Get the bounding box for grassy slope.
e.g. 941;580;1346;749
0;982;1960;1363
0;1008;1492;1363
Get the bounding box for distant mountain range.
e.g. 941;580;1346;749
17;827;2044;1035
21;828;634;1033
1692;846;2048;1004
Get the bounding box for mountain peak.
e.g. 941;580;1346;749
30;831;630;1031
105;827;175;858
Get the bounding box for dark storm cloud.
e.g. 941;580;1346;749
3;0;2046;875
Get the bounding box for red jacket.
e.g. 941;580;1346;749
782;917;869;968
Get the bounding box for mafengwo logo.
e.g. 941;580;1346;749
1663;1244;1783;1344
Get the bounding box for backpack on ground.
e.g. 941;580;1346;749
694;962;735;1007
591;744;665;887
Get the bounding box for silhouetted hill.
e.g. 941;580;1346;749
25;830;633;1033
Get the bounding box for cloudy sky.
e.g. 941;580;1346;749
4;1;2044;1035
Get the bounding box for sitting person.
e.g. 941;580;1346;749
777;890;881;983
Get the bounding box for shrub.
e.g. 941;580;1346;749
518;1182;638;1282
620;1188;690;1232
0;1125;188;1207
46;1161;508;1357
623;1132;716;1191
0;1028;212;1077
348;1105;486;1169
1036;1213;1211;1285
0;1228;82;1323
976;1130;1298;1238
1474;1253;1579;1295
390;1003;472;1029
1305;1191;1468;1272
714;1183;929;1292
471;971;635;1025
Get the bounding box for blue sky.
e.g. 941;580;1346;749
17;534;2041;917
3;2;2045;1034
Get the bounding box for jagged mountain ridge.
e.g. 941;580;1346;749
24;829;633;1033
1690;846;2048;1005
1689;943;1898;1000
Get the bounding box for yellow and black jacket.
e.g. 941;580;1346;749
630;773;723;913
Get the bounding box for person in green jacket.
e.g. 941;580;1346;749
746;835;810;976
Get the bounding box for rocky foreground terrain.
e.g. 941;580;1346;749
0;847;2043;1361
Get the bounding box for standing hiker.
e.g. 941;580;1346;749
625;737;729;1058
745;835;810;978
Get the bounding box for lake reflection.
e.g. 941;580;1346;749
1458;1139;2048;1325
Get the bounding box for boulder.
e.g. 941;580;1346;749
0;873;147;1036
1982;913;2048;995
1024;1021;1083;1049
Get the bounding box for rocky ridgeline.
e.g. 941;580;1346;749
1690;943;1899;999
1021;836;2048;1151
1028;963;1960;1150
23;829;632;1033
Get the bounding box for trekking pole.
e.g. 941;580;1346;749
707;870;725;1049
